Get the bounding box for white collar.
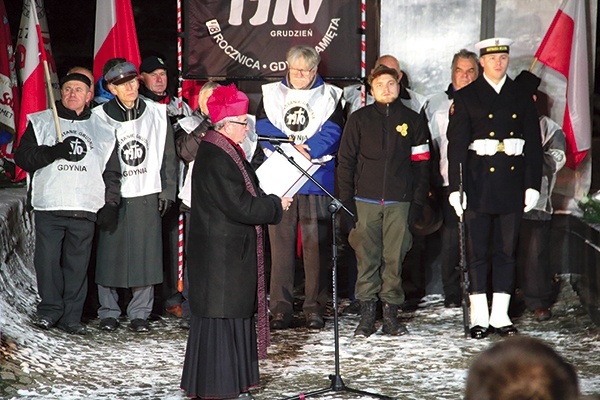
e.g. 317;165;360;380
483;73;507;94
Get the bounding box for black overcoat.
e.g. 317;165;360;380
187;133;282;319
447;75;542;214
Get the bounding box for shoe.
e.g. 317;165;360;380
32;316;54;330
270;313;291;330
165;304;184;318
489;324;518;337
60;322;89;335
99;317;119;332
534;309;552;322
179;317;190;330
129;318;150;333
444;297;461;308
470;325;489;339
400;298;419;313
306;313;325;329
354;301;377;338
382;303;408;336
225;393;255;399
342;300;361;315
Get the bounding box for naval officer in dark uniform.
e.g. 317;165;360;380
447;37;542;339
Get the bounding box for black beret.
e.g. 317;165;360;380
60;73;92;88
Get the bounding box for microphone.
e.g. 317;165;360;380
257;136;294;144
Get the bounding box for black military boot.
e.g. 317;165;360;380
354;300;377;337
382;302;408;336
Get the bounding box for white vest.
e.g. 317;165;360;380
262;81;341;163
29;110;116;212
424;91;453;186
94;101;167;198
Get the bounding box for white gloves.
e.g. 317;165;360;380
449;191;467;217
471;139;499;156
470;138;525;156
503;138;525;156
524;188;540;213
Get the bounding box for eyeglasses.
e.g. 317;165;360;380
289;67;316;76
229;120;248;127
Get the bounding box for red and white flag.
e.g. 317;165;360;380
93;0;141;82
12;0;52;182
0;0;20;172
534;0;591;170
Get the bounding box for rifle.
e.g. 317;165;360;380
458;163;470;338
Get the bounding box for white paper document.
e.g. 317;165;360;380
256;143;321;197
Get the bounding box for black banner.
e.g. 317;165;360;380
183;0;361;80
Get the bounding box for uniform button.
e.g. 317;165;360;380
512;114;517;119
489;132;495;137
488;114;493;119
490;167;495;172
510;131;514;136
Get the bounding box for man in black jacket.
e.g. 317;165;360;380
15;72;120;335
337;65;430;337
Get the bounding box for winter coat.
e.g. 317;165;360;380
187;131;283;319
447;75;542;214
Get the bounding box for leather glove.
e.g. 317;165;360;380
408;202;424;228
449;191;467;217
96;204;119;232
524;188;540;213
49;142;72;161
159;198;173;217
340;199;357;234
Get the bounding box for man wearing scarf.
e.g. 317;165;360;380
256;45;344;330
181;84;291;399
15;72;120;335
93;59;177;333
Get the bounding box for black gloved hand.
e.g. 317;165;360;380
340;199;358;234
49;142;72;161
158;199;173;217
408;202;424;228
96;204;119;232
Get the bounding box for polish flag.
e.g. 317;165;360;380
93;0;141;82
534;0;591;170
0;0;20;178
12;0;50;182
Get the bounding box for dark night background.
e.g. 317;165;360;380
4;0;180;92
4;0;600;143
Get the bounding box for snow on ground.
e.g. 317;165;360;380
0;187;599;399
1;283;600;399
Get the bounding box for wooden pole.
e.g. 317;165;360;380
43;59;62;142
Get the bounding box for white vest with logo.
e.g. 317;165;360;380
29;110;116;212
261;81;341;163
94;101;167;198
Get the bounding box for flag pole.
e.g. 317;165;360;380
360;0;366;107
529;57;538;72
176;0;185;293
42;59;62;142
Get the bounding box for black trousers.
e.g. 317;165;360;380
34;212;95;326
465;210;522;294
516;219;554;310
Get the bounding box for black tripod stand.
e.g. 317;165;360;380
267;144;395;400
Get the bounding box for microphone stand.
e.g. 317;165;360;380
267;143;395;400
